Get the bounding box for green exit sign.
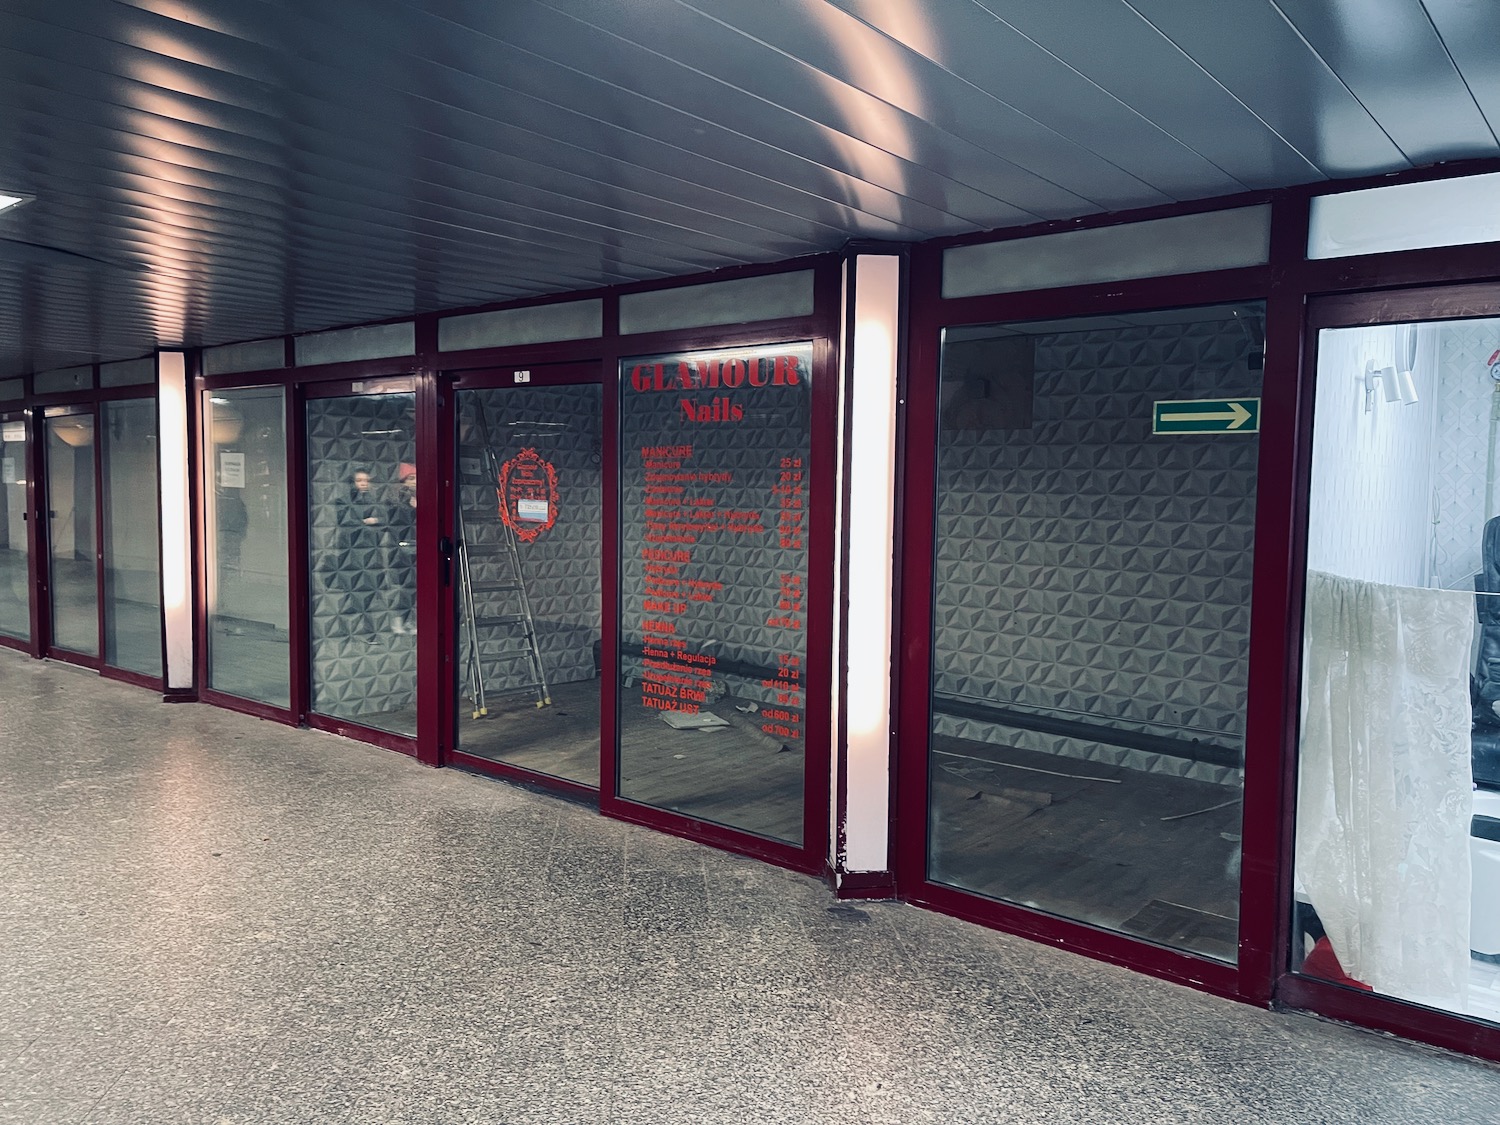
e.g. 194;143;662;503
1152;398;1260;434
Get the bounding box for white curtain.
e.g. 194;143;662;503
1298;570;1472;1009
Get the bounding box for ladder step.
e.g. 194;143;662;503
463;544;513;557
471;582;522;593
474;614;528;628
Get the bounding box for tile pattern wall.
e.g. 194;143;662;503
307;395;418;721
1433;321;1500;590
931;319;1260;784
618;350;813;709
458;386;602;699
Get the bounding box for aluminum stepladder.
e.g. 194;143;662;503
456;395;552;719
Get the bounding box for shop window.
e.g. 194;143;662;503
927;303;1265;962
0;419;28;642
102;399;161;676
1295;317;1500;1027
306;390;417;736
205;388;289;707
617;342;813;842
45;412;98;656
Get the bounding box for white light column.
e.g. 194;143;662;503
831;252;902;887
157;351;193;690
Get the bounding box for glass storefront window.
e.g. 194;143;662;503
927;304;1265;962
102;399;162;676
205;388;289;708
454;384;602;785
0;418;28;642
1295;316;1500;1027
306;390;417;736
617;342;813;843
45;412;98;656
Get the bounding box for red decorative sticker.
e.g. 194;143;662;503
497;448;559;543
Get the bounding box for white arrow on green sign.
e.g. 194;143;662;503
1152;398;1260;434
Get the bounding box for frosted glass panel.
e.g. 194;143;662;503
0;379;21;401
295;322;414;366
99;358;155;388
1308;173;1500;259
34;367;92;394
943;206;1272;298
440;299;602;351
204;338;286;376
620;271;815;335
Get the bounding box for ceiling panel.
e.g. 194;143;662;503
0;0;1496;376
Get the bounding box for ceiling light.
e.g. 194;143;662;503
0;191;33;215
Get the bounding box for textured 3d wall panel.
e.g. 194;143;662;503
458;386;602;699
307;394;418;723
931;319;1260;784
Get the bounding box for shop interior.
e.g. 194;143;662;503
1298;315;1500;1025
928;304;1264;963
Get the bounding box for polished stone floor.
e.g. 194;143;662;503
2;652;1498;1125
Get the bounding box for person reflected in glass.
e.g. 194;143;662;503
335;467;385;629
386;463;417;634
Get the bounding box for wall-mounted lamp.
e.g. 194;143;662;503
1364;359;1419;411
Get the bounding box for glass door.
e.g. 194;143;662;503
447;365;603;790
0;412;32;645
305;379;418;739
43;408;99;659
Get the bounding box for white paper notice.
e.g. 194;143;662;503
516;498;549;523
219;451;246;488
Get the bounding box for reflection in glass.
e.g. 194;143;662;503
927;305;1264;962
617;344;813;843
307;392;417;736
102;400;162;675
454;385;601;786
46;413;98;655
205;388;289;707
0;419;28;641
1295;317;1500;1027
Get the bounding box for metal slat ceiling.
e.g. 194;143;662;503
0;0;1496;378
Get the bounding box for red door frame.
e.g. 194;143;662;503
437;359;606;802
0;406;41;659
38;403;104;672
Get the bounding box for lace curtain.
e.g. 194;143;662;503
1298;570;1472;1009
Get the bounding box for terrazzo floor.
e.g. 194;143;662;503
2;651;1499;1124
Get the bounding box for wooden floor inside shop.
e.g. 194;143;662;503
929;733;1243;962
458;678;601;787
458;678;803;846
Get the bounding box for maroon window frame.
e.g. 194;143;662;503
0;406;41;659
300;375;422;758
1271;283;1500;1064
437;359;606;803
895;198;1294;1004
